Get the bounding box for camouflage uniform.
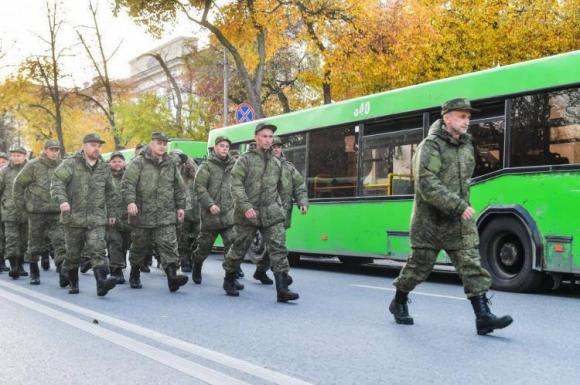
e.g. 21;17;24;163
13;152;66;267
106;167;131;270
393;118;491;298
0;152;6;272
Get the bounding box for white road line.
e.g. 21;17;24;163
0;287;251;385
351;284;467;301
0;280;314;385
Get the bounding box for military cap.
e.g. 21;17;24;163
135;143;146;150
272;136;283;146
83;133;106;144
441;98;480;116
9;146;28;155
214;136;232;146
0;152;8;160
110;151;125;161
151;132;171;142
44;139;61;149
255;122;277;134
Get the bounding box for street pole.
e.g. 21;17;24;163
223;48;228;127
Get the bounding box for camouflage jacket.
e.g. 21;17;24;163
13;153;61;214
194;152;235;230
179;158;200;223
111;169;131;232
51;151;118;227
230;148;285;227
121;148;186;228
279;156;308;229
410;119;478;250
0;161;27;223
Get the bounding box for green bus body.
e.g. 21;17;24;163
102;140;208;162
208;50;580;291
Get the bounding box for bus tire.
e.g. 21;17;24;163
479;217;545;292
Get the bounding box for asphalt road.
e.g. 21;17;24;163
1;255;580;385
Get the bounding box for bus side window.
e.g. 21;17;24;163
470;119;505;177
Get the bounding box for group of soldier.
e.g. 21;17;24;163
0;122;308;303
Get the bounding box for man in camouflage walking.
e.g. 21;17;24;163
253;136;308;285
121;132;188;292
0;152;8;273
389;98;513;335
223;123;299;302
52;133;119;296
13;140;68;286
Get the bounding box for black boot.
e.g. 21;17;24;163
129;267;142;289
181;262;192;273
141;261;151;273
253;269;273;285
56;262;69;288
18;261;28;277
223;272;239;296
80;260;92;274
234;278;244;290
29;262;40;285
192;262;202;284
111;267;126;284
41;252;50;271
0;257;9;272
8;258;20;279
389;290;414;325
165;264;188;292
68;267;79;294
470;294;513;335
274;272;299;303
236;265;245;278
93;265;117;297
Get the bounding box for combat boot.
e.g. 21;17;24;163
470;294;513;335
93;265;117;297
0;257;9;272
181;262;192;273
253;268;273;285
389;290;414;325
274;272;299;303
29;262;40;285
111;267;126;284
165;264;188;292
18;261;28;277
237;265;245;278
80;260;92;274
8;258;20;279
192;262;203;284
56;262;69;288
129;267;142;289
41;252;50;271
223;272;240;296
68;267;79;294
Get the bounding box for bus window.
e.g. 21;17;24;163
361;128;422;196
510;87;580;167
280;133;306;177
308;126;358;198
470;119;505;177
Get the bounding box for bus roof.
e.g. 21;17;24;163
209;50;580;144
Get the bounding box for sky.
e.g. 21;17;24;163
0;0;207;86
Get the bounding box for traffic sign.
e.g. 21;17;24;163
234;102;255;124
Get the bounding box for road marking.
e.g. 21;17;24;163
351;284;467;301
0;287;250;385
0;280;313;385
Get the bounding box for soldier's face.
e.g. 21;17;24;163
272;144;282;158
214;141;230;158
110;157;125;171
150;140;168;157
10;152;26;165
45;148;60;160
255;129;274;150
444;110;471;137
0;158;7;168
83;142;102;160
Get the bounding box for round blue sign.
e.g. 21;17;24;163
235;102;255;124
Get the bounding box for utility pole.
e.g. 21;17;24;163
223;49;228;127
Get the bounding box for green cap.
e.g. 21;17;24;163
110;151;125;161
9;146;27;155
272;136;283;146
83;133;106;144
0;152;8;160
255;122;277;134
135;143;146;150
44;139;61;149
441;98;479;116
214;136;232;146
151;132;171;142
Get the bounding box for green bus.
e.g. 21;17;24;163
208;50;580;292
102;139;209;163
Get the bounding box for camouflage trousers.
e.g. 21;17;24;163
63;226;108;271
0;222;4;259
106;225;131;269
24;213;66;266
223;223;289;274
193;227;236;264
3;221;28;261
177;220;200;266
129;225;179;270
393;248;492;298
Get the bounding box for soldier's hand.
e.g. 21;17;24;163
177;209;185;223
60;202;71;213
462;206;475;220
300;206;308;215
245;208;257;219
108;217;116;225
128;203;138;216
209;205;221;215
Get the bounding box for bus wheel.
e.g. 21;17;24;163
338;256;374;266
480;217;545;292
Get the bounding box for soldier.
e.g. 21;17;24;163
121;132;189;292
134;144;153;272
0;152;8;273
222;122;299;302
389;98;513;335
51;133;119;296
190;136;238;286
0;152;7;169
106;151;131;284
0;147;29;279
13;140;68;286
253;136;308;285
170;149;200;273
